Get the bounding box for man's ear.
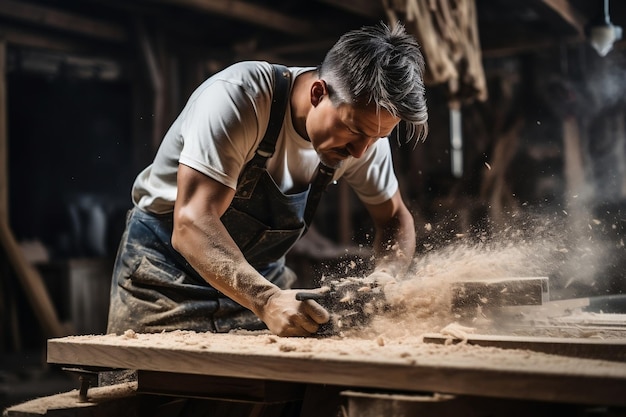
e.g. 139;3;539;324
310;80;327;107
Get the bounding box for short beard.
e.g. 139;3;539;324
318;154;345;170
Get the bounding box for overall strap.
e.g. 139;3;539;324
238;63;335;227
303;162;336;227
248;64;291;167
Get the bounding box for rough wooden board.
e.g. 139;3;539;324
496;297;590;318
46;332;626;407
422;333;626;362
451;277;549;314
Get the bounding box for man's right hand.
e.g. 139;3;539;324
259;289;330;337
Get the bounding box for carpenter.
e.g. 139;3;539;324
106;22;428;337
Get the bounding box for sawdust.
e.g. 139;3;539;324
337;211;625;340
334;240;553;339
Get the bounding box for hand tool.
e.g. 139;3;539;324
296;276;549;335
296;276;387;334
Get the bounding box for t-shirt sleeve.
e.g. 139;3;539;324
178;80;264;190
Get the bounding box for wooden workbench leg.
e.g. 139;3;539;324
299;384;345;417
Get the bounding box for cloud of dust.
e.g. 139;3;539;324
351;210;623;338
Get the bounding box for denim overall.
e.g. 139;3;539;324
107;65;334;334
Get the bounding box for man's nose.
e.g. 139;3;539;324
347;136;371;158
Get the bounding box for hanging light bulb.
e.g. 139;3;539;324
586;0;622;57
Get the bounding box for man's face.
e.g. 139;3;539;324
305;81;400;168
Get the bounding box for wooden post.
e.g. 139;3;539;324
0;38;68;339
562;115;586;209
0;39;7;226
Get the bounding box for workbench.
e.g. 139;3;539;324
8;330;626;416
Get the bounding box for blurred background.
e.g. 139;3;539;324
1;0;625;409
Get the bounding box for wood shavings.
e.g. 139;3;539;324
440;322;476;344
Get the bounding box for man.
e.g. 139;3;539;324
106;22;428;337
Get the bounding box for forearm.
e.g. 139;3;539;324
372;205;415;278
171;210;278;317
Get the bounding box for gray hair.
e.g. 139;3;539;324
319;22;428;145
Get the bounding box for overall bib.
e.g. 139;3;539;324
107;65;334;334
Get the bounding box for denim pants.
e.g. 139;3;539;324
106;208;296;334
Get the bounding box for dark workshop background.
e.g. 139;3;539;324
0;0;625;403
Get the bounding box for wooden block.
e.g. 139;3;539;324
451;277;549;314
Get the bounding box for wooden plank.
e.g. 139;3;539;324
451;277;549;315
422;333;626;362
497;297;590;317
47;332;626;407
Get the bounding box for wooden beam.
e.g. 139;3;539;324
146;0;313;36
481;34;582;58
0;24;118;56
136;19;167;153
0;0;127;42
316;0;384;19
541;0;587;37
480;0;588;56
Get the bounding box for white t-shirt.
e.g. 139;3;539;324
132;61;399;214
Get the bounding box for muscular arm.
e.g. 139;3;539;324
172;164;328;336
363;189;416;279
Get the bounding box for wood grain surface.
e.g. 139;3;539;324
47;332;626;407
